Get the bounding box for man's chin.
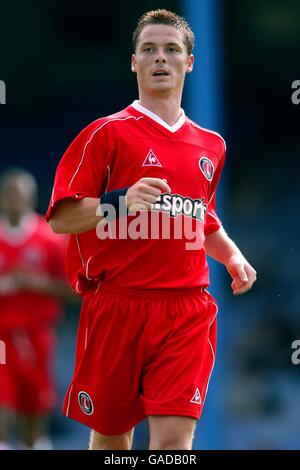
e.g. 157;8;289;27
149;84;172;94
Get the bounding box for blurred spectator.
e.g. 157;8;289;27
0;168;74;450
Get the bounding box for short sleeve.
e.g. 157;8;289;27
45;119;111;221
204;140;226;236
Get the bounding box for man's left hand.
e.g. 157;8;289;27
226;255;257;295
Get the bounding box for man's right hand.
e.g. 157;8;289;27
126;177;171;212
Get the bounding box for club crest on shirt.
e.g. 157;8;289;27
78;391;94;415
199;157;214;181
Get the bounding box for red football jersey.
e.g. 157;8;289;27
0;212;66;329
46;101;225;293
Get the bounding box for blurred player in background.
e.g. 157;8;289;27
0;168;73;450
47;10;257;450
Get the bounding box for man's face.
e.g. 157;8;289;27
131;24;194;96
0;176;35;221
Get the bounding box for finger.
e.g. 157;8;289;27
233;280;254;295
236;265;248;283
141;178;171;193
245;266;257;282
141;192;160;204
140;185;162;198
231;278;245;291
128;201;153;212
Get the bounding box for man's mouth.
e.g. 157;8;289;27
152;70;169;76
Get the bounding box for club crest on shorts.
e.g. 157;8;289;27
199;157;214;181
78;391;94;415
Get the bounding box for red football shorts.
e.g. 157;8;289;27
63;282;218;435
0;326;56;414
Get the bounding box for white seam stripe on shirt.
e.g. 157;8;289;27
190;121;226;150
104;165;111;194
68;115;143;190
65;383;74;417
208;191;215;206
75;234;84;266
85;256;93;280
207;210;220;224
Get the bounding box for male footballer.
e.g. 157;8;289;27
47;10;256;450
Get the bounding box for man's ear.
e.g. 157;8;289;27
186;54;194;73
131;54;137;73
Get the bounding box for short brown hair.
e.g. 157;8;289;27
133;9;195;55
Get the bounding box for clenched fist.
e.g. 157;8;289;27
126;177;171;212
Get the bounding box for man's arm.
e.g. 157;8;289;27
15;271;75;301
49;178;171;234
205;226;257;295
49;197;102;234
0;272;75;302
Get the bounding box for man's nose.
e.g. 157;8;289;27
155;49;166;63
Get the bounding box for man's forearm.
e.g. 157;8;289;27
205;226;257;295
49;197;104;234
205;226;243;266
48;178;171;235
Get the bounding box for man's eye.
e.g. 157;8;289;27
167;48;178;53
144;47;153;52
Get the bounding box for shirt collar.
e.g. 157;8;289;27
131;100;186;133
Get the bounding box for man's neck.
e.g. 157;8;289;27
6;215;21;227
2;211;33;228
138;93;183;127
